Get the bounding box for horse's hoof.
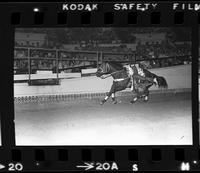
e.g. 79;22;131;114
143;96;149;102
130;97;138;104
100;100;106;105
112;100;117;104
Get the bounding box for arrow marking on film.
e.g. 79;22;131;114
76;162;94;170
0;164;5;170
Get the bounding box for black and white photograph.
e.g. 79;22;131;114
14;27;192;145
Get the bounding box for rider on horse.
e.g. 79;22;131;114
96;61;167;105
123;62;158;92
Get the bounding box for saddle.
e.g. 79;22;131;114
130;65;154;90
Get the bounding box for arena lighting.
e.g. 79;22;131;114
33;7;40;12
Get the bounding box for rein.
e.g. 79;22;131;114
110;69;125;75
101;69;128;81
113;76;130;82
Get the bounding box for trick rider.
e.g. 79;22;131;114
123;63;158;92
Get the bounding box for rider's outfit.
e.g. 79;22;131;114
124;64;156;92
124;64;134;91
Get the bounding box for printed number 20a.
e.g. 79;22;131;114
8;163;23;171
96;162;118;170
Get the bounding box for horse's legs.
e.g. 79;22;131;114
100;84;115;105
111;93;117;104
141;85;151;102
131;85;149;104
100;94;109;105
130;88;139;104
142;89;149;102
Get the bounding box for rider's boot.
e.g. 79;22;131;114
131;77;135;91
131;79;137;92
131;85;134;91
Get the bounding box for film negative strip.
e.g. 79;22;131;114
0;1;199;171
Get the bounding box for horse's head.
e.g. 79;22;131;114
96;62;111;78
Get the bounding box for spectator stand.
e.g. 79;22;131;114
14;47;100;85
14;46;192;85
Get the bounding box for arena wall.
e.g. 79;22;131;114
14;65;191;97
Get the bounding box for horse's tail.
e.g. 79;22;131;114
156;76;168;89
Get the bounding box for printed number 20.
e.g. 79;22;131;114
8;163;23;171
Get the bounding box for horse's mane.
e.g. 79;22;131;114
106;61;123;70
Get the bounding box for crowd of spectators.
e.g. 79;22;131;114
134;41;191;68
77;41;191;68
14;45;191;74
14;47;98;74
14;39;191;74
136;41;191;59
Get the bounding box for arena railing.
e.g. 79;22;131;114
14;47;191;84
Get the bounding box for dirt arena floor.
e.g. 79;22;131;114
13;91;192;145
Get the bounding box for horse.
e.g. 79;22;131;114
96;61;168;105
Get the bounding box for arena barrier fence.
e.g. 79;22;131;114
14;47;192;103
14;47;191;82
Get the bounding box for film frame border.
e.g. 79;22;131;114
0;1;199;171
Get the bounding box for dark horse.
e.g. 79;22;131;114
96;61;168;105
